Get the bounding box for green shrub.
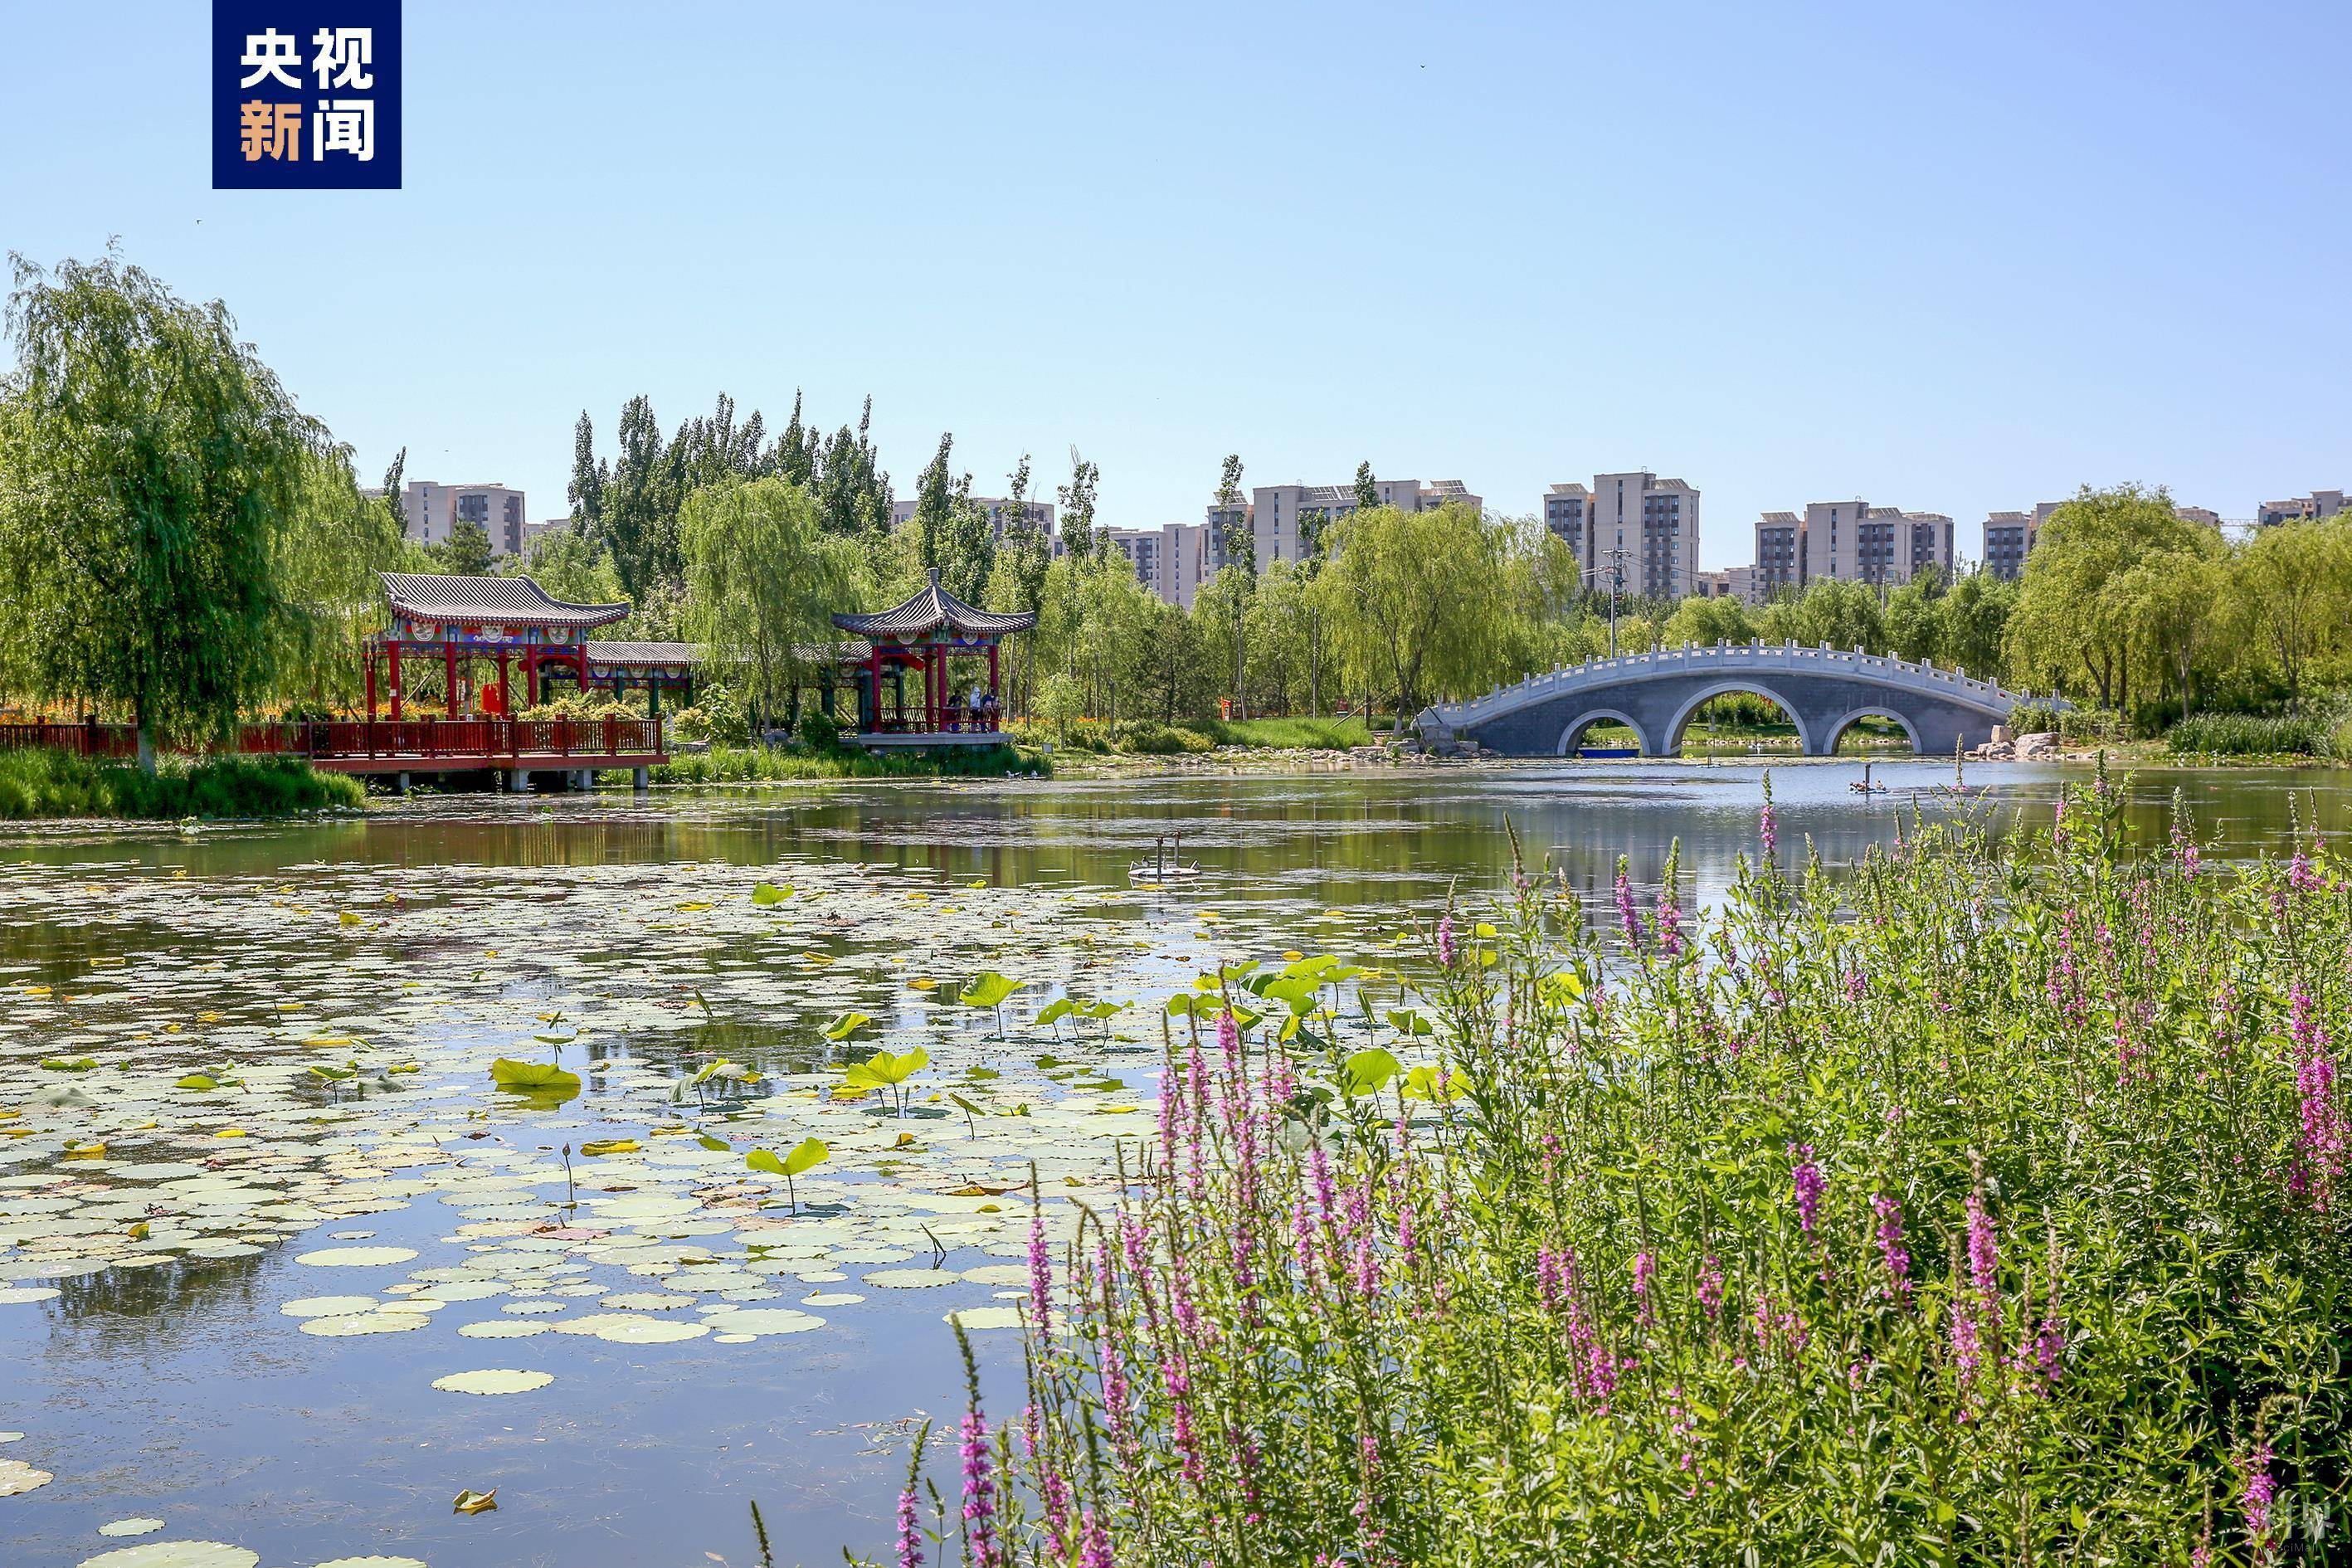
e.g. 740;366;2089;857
1186;716;1374;750
648;743;1045;784
2166;712;2323;757
1118;722;1215;755
795;704;842;753
0;749;364;821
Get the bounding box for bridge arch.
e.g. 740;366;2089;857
1662;681;1812;757
1555;708;1653;757
1825;705;1921;754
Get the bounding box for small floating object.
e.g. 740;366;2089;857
1129;835;1202;885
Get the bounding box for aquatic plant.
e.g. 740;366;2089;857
873;777;2352;1564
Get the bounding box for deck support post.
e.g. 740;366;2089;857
508;768;529;794
632;766;650;791
394;772;410;796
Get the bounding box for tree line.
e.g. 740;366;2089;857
3;254;2340;763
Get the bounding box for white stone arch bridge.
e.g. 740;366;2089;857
1414;641;2061;758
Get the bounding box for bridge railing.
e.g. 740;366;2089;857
1426;640;2055;726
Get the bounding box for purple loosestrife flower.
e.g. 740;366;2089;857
896;1483;923;1568
2241;1444;2278;1561
1026;1207;1053;1336
1871;1193;1912;1303
1435;913;1456;968
2291;984;2347;1207
1165;1359;1203;1486
1100;1337;1136;1465
1697;1255;1724;1321
1536;1244;1568;1312
958;1410;1002;1568
1633;1250;1656;1327
1949;1298;1982;1390
1077;1511;1114;1568
1967;1191;2000;1325
1656;885;1684;957
1789;1143;1824;1234
1614;859;1645;950
1760;773;1777;862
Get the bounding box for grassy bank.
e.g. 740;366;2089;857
882;779;2352;1564
0;749;365;821
646;743;1045;785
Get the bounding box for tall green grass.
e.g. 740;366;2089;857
1190;715;1375;750
647;744;1045;785
2165;712;2324;757
0;749;366;821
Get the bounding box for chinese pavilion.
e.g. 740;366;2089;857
830;569;1035;745
366;572;631;718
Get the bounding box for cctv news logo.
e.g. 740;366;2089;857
212;2;402;189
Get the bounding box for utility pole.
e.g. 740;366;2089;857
1600;548;1628;657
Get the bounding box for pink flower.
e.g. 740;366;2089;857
2240;1443;2277;1561
896;1483;923;1568
1026;1206;1054;1336
1871;1193;1911;1303
1436;913;1456;968
1697;1255;1724;1321
1077;1511;1114;1568
1966;1190;1999;1324
958;1410;1002;1568
1789;1144;1824;1234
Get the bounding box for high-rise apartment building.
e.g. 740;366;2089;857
889;496;1057;548
1545;472;1700;598
1217;478;1482;568
1104;523;1212;607
1749;499;1953;597
402;482;530;556
2257;489;2347;527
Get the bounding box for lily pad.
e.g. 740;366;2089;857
97;1520;168;1538
79;1546;260;1568
943;1305;1025;1330
0;1285;62;1305
863;1268;962;1288
0;1457;53;1495
431;1369;553;1395
280;1296;381;1317
456;1319;548;1339
299;1312;429;1337
293;1247;417;1268
699;1307;825;1335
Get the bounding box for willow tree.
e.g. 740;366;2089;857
2003;485;2213;709
0;252;331;769
679;476;860;738
1320;501;1507;733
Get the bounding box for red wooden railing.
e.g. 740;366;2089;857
0;718;665;763
0;722;141;759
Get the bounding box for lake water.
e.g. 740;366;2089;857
2;759;2345;1568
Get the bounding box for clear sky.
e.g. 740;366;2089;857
3;1;2346;567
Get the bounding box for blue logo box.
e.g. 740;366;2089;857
212;2;402;189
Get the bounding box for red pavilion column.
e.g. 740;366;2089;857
525;645;540;706
364;650;377;723
495;648;509;718
446;643;460;718
988;643;1000;723
388;643;402;720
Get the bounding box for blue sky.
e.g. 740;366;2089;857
3;1;2346;567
